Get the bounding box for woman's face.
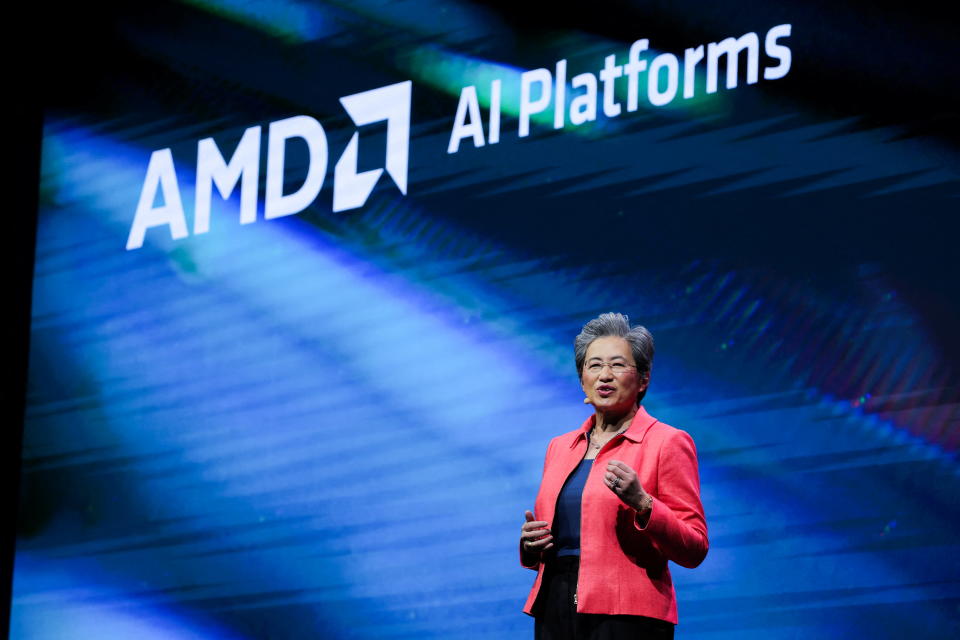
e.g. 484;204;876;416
580;336;648;415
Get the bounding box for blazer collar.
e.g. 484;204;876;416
570;406;658;448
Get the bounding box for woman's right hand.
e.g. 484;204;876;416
521;510;553;555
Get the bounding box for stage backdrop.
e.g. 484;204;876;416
13;1;959;638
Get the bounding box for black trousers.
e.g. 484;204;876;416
534;556;675;640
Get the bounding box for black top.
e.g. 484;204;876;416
552;458;594;557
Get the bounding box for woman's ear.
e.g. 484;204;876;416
638;370;651;397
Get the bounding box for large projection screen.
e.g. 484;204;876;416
12;2;959;638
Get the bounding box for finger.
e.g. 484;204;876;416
520;529;553;540
523;530;553;541
607;460;631;473
525;535;554;548
524;510;535;522
522;525;551;537
522;521;550;531
609;467;637;485
606;466;625;479
605;472;622;484
543;542;554;552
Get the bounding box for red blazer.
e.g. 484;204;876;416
522;407;708;624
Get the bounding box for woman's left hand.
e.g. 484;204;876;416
605;460;652;515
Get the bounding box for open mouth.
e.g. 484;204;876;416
597;385;616;397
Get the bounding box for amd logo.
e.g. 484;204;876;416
126;81;411;251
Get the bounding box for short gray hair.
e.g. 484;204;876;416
574;312;654;402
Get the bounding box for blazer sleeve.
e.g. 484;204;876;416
520;437;556;569
634;429;709;568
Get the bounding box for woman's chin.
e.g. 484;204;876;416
591;397;631;413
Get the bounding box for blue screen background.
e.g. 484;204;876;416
13;1;959;638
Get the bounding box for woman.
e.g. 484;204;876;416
520;313;708;639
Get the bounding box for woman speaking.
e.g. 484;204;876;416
520;313;708;639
